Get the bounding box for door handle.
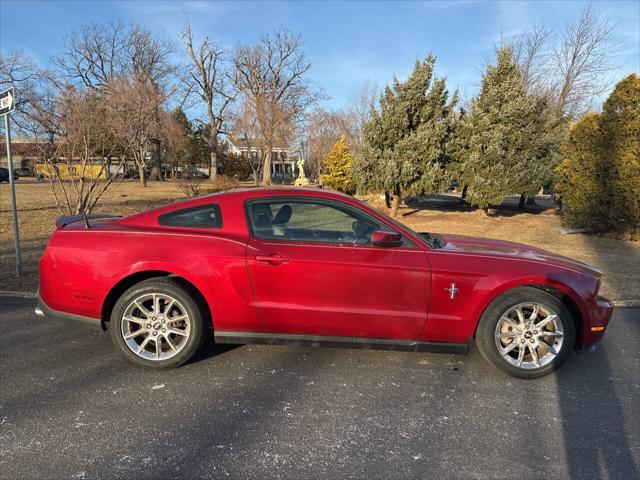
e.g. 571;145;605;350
255;254;290;265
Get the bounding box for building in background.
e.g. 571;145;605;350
0;138;43;171
227;136;297;183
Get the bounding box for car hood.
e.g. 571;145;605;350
438;234;602;278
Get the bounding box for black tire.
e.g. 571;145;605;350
109;277;208;369
475;286;576;379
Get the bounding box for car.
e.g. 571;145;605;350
14;167;33;177
35;188;613;378
180;166;209;179
0;167;18;182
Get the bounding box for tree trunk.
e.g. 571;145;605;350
139;163;147;187
518;193;526;209
262;148;272;185
389;187;401;217
209;141;218;182
149;139;163;181
384;191;391;209
461;185;468;200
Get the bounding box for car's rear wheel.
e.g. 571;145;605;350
109;278;207;369
476;287;575;379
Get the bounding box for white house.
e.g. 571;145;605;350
227;136;297;182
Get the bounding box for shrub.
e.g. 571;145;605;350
177;180;201;198
322;135;355;194
556;74;640;237
601;74;640;235
219;153;253;181
555;114;606;230
198;175;239;195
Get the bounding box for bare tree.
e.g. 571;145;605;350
127;26;180;181
304;108;357;181
231;96;295;185
552;4;615;116
183;24;237;182
0;51;130;214
0;51;42;115
233;28;321;184
348;80;378;147
54;23;176;90
509;24;553;96
53;23;128;90
34;88;125;215
108;75;164;187
54;22;178;180
231;98;264;185
0;50;57;138
506;5;615;117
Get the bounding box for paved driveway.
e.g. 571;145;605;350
1;297;638;479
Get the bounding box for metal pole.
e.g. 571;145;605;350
4;113;22;276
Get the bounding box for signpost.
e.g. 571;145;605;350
1;87;22;276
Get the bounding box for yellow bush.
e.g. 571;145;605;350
321;135;355;194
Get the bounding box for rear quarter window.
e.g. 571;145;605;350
158;204;222;229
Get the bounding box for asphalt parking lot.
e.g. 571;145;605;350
0;297;638;479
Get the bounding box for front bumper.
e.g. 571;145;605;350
36;295;102;330
582;296;614;347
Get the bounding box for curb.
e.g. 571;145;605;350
0;291;37;299
611;300;640;308
0;291;639;308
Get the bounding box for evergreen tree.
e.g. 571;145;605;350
322;134;355;194
556;74;640;236
461;47;559;210
446;106;472;199
353;56;458;216
601;73;640;233
555;114;606;229
164;108;206;175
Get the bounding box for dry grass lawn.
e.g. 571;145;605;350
1;181;639;300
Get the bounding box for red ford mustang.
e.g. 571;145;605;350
36;188;613;378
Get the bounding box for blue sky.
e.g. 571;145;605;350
1;0;638;110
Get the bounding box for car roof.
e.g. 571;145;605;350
204;186;353;200
115;186;361;228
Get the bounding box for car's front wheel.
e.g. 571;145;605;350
109;278;207;368
476;287;576;379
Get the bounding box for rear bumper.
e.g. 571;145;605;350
582;296;614;348
36;295;102;330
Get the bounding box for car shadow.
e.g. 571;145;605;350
555;333;639;479
556;216;640;477
188;334;240;364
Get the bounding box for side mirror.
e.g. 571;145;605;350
371;230;403;247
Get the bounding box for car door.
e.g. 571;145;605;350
245;197;431;339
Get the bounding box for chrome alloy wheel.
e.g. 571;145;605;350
120;293;191;361
494;303;564;370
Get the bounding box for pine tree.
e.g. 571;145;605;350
322;134;355;194
461;47;558;210
353;56;458;216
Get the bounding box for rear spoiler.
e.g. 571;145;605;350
55;214;121;229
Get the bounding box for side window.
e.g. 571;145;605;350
158;204;222;229
248;200;409;246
